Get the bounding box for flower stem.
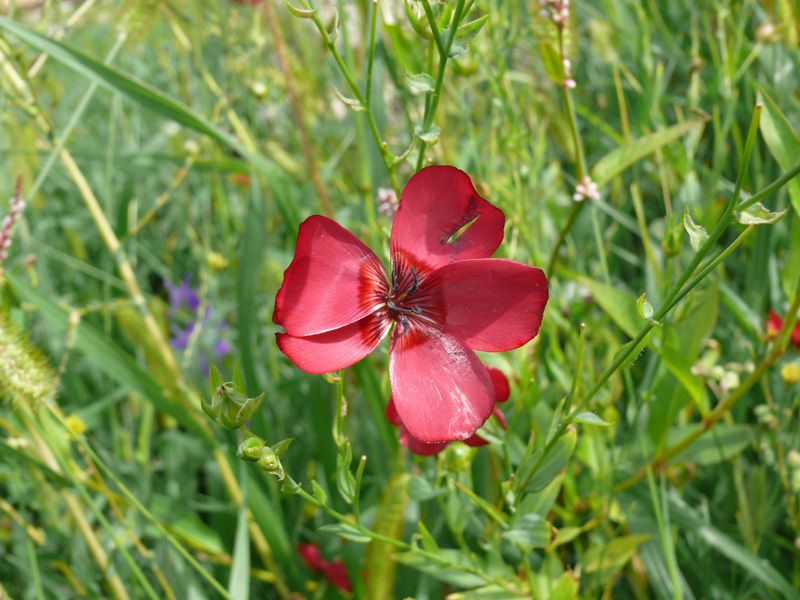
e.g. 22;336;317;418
298;0;402;197
615;282;800;494
413;0;467;171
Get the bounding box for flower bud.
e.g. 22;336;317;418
781;363;800;386
237;437;264;463
258;446;280;472
443;442;475;472
203;365;266;429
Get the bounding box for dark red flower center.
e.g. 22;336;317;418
386;261;424;334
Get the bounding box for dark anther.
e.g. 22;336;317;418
399;314;410;335
387;300;422;315
391;260;398;292
407;266;419;297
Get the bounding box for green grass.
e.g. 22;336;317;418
1;0;800;598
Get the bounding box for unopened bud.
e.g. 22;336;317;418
202;368;265;430
781;363;800;386
444;442;475;472
237;437;264;463
258;446;281;472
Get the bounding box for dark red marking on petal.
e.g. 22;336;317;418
274;215;388;337
277;311;390;374
391;166;505;272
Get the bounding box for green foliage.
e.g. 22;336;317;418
1;0;800;598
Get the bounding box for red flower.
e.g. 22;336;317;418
386;364;510;455
274;166;548;442
767;310;800;349
297;543;352;593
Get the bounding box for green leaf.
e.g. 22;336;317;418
404;0;433;40
637;293;660;325
550;572;579;600
409;476;444;501
782;214;800;301
417;521;439;553
578;277;641;338
573;412;613;427
540;42;565;84
415;124;441;143
311;480;328;506
735;201;789;225
228;484;251;600
406;72;436;93
683;204;709;253
667;424;753;466
0;16;276;178
611;330;652;368
502;513;551;550
318;524;372;543
517;430;576;492
394;549;485;587
5;274;213;444
448;585;527;599
591;119;707;187
284;0;316;18
628;487;799;600
332;85;366;111
758;88;800;213
659;345;707;409
583;534;655;574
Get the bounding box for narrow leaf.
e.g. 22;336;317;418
592;119;707;186
683;204;708;253
406;72;436;93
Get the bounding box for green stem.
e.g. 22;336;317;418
364;0;378;105
299;0;401;197
616;282;800;493
286;475;525;594
413;0;467;170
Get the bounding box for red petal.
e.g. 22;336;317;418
277;312;390;374
387;398;449;455
297;544;326;572
389;323;495;442
486;365;510;402
427;258;548;352
464;406;507;447
323;560;353;593
274;216;387;337
385;397;402;426
400;426;449;455
391;166;505;273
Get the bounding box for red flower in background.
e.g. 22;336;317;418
273;166;548;442
297;543;352;593
386;364;510;455
767;310;800;349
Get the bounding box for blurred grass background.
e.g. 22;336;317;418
1;0;800;598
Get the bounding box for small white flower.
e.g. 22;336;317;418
573;176;600;202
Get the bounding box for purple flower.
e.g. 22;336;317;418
164;273;232;375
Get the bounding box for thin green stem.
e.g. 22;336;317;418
413;0;467;170
285;475;526;595
297;0;401;196
365;0;378;105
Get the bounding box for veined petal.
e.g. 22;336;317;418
274;215;387;337
389;323;495;442
426;258;548;352
277;312;390;374
391;166;505;273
